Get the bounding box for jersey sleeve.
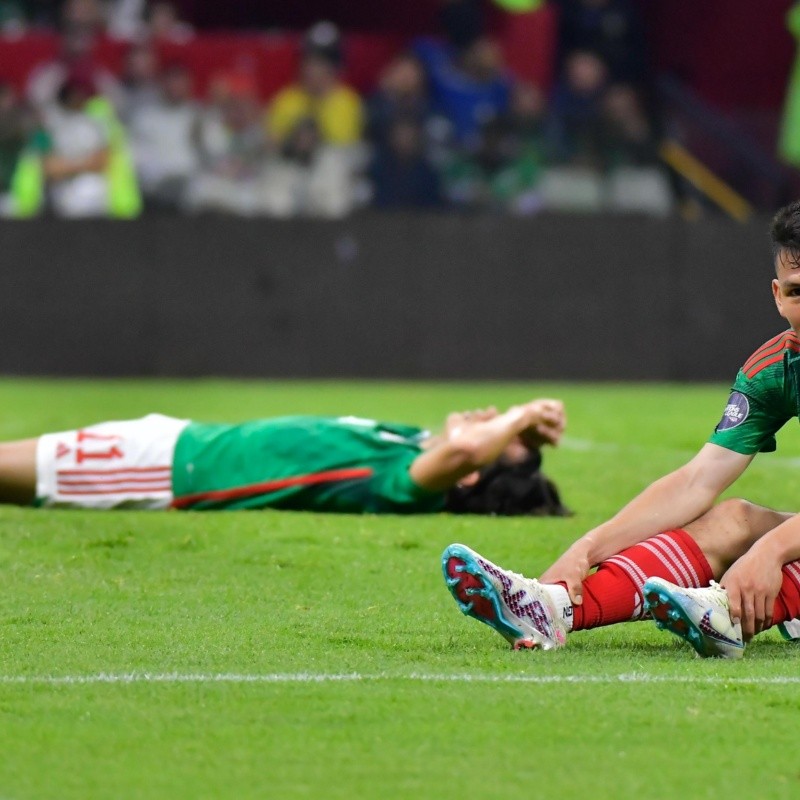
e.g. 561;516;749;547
707;369;794;455
366;454;445;514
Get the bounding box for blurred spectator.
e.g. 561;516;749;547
187;75;270;215
105;0;193;42
117;42;161;122
267;21;364;147
557;0;647;84
506;81;553;159
106;0;147;40
26;23;122;110
367;53;432;149
598;83;672;214
413;36;511;148
549;49;609;167
256;118;356;218
128;62;200;211
0;83;32;216
147;0;193;43
0;0;27;33
32;74;111;216
408;0;508;148
62;0;103;30
444;111;545;214
598;83;659;168
369;117;442;209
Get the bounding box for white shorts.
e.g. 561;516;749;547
36;414;189;510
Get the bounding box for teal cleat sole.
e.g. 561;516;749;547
644;581;715;658
442;543;535;649
644;581;744;658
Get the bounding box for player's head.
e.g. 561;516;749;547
770;201;800;330
771;201;800;269
443;453;571;516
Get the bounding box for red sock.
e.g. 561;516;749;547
770;562;800;625
569;529;715;631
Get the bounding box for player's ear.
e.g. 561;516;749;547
773;279;786;318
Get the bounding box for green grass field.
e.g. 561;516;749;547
2;379;800;800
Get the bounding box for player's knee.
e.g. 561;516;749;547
710;497;752;530
687;498;751;564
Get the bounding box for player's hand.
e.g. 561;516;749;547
720;548;784;642
444;407;498;439
540;540;591;605
519;399;566;449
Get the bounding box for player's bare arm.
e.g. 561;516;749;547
409;399;565;492
540;443;753;603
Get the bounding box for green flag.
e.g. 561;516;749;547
779;4;800;165
491;0;543;12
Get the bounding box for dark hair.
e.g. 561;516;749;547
444;452;571;517
770;201;800;266
57;73;95;105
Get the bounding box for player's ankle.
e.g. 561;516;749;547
542;582;574;631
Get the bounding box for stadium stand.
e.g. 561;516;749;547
0;0;796;218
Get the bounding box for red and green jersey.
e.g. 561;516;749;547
171;415;445;514
708;329;800;455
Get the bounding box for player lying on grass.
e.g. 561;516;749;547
443;199;800;659
0;399;568;515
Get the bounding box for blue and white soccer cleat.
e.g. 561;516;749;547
643;576;744;659
778;618;800;642
441;543;568;651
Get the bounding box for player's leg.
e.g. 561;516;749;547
686;498;793;576
644;501;800;658
442;497;789;650
0;439;38;505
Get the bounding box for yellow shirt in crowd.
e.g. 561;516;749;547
267;83;364;145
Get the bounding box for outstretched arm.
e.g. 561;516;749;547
409;399;565;492
540;443;753;603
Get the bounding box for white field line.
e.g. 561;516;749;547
1;672;800;686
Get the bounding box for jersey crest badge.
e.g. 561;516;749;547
715;391;750;431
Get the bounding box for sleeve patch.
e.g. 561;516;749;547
715;392;750;431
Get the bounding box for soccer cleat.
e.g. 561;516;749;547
441;543;568;650
643;576;744;659
778;619;800;642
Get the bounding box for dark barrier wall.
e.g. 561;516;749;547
0;213;782;381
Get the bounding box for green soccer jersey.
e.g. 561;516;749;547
708;329;800;455
171;415;445;514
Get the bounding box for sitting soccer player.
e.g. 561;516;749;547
443;200;800;658
0;399;568;516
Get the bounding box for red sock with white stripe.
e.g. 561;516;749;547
770;561;800;626
567;529;714;631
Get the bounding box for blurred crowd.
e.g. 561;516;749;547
0;0;674;218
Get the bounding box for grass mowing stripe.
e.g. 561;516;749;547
3;672;800;685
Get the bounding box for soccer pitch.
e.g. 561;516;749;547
1;378;799;800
